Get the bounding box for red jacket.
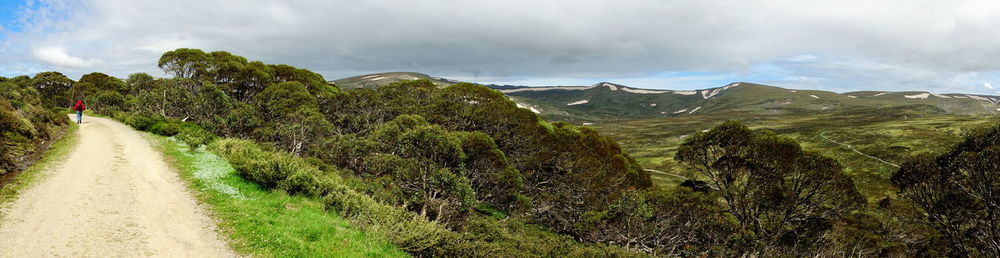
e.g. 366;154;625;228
72;100;86;111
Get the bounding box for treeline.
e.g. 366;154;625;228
0;76;69;176
13;48;1000;256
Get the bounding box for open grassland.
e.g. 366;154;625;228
595;110;1000;201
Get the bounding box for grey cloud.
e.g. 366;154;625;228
3;0;1000;94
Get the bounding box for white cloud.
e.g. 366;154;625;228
985;82;994;89
32;47;99;68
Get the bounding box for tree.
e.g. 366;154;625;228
453;131;524;211
892;123;1000;256
578;188;733;256
78;72;124;93
190;84;234;129
125;73;156;95
31;71;75;107
90;90;126;114
363;114;475;229
676;121;864;254
158;48;208;79
252;81;330;154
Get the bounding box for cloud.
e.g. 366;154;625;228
32;47;99;68
986;82;994;89
2;0;1000;94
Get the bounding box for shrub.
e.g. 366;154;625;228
208;138;448;252
176;125;216;148
119;113;162;131
91;90;126;114
147;121;184;136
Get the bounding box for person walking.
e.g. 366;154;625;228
72;100;86;124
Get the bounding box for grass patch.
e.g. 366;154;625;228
154;136;407;257
0;122;79;212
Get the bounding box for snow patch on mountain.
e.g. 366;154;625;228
847;95;857;98
567;99;590;106
699;82;742;99
515;103;541;114
874;92;888;96
701;88;723;99
689;106;702;114
673;108;688;114
967;95;999;104
905;93;930;99
673;90;697;95
810;95;820;99
932;93;951;99
621;87;670;94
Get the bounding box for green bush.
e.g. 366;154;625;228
208;138;448;253
119;113;162;131
148;121;184;136
91;90;126;114
176;125;216;148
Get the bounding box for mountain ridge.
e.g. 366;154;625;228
331;72;1000;122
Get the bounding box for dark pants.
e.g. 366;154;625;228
76;111;82;124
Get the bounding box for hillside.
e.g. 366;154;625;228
329;72;459;89
498;82;1000;122
330;73;1000;124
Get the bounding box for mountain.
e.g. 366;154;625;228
331;72;1000;123
496;82;1000;123
329;72;460;89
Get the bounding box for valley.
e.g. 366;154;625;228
594;111;999;200
335;71;1000;202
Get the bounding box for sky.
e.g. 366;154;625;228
2;0;1000;95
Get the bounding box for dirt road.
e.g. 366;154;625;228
0;116;234;257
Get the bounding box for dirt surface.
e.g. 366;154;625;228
0;116;234;257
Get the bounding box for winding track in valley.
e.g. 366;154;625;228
0;116;234;257
818;130;900;168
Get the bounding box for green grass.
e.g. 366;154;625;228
154;136;407;257
0;122;79;212
594;110;1000;201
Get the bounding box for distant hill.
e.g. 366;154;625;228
331;72;1000;123
329;72;459;89
496;82;1000;123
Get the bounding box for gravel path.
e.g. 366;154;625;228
0;116;234;257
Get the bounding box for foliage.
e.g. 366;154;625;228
676;121;865;255
157;137;407;257
209;138;448;252
30;72;75;108
577;188;734;256
207;138;637;256
0;77;69;176
892;122;1000;256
